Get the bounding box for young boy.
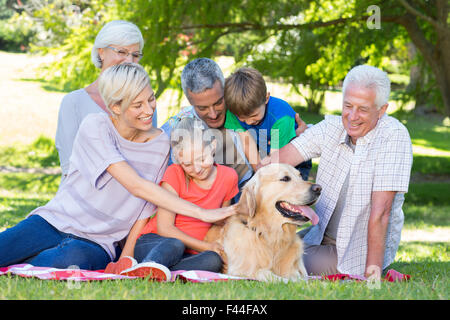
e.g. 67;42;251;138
224;67;312;180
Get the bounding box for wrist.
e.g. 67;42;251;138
196;207;206;220
365;264;382;279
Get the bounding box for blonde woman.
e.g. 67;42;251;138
0;63;235;271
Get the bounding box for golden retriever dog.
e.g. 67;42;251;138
205;163;321;282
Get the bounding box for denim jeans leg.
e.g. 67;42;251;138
27;235;111;270
0;215;63;267
171;251;223;272
134;233;185;268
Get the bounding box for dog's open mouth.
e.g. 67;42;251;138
275;201;319;225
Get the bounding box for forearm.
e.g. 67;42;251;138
120;218;148;258
158;225;211;253
108;162;202;219
134;178;201;219
133;178;236;223
108;162;236;223
366;214;390;273
365;191;396;277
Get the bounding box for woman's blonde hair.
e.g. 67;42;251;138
98;63;150;116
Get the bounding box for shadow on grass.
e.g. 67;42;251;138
0;173;60;194
405;183;450;206
0;196;51;227
391;111;450;152
402;183;449;228
412;155;450;176
0;136;60;168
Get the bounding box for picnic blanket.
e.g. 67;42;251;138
0;264;410;283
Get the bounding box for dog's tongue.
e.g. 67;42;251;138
296;205;319;225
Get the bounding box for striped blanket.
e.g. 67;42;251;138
0;264;410;283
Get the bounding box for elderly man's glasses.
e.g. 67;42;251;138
106;46;143;60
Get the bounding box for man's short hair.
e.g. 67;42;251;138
342;65;391;109
224;67;267;117
181;58;225;96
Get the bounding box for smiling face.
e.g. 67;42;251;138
238;164;320;226
112;85;156;135
187;80;226;129
177;140;217;183
98;43;141;71
342;84;388;144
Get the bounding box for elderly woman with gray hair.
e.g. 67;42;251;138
0;63;236;271
55;20;157;181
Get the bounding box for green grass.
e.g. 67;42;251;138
411;155;450;175
0;112;449;300
0;135;59;169
0;241;447;300
0;177;448;300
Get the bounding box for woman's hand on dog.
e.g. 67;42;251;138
198;204;238;223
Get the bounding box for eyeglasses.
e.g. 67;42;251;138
105;46;143;60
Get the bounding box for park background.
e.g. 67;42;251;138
0;0;448;299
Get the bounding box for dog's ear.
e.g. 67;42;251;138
237;181;257;218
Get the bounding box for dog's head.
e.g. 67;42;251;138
237;163;320;226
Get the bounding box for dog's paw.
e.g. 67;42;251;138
255;270;290;283
299;262;308;278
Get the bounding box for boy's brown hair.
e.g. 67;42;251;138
224;67;267;118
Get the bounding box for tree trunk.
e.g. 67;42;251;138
396;6;450;116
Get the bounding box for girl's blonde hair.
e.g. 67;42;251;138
170;117;216;164
98;63;150;116
170;117;216;190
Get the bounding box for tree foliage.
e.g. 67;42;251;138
32;0;450;115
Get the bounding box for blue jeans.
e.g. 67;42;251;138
134;233;223;272
0;215;110;270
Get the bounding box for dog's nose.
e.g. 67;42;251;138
311;184;322;195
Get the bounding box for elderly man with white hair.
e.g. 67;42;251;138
261;65;413;278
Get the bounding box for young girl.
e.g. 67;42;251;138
0;63;235;273
106;117;238;279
